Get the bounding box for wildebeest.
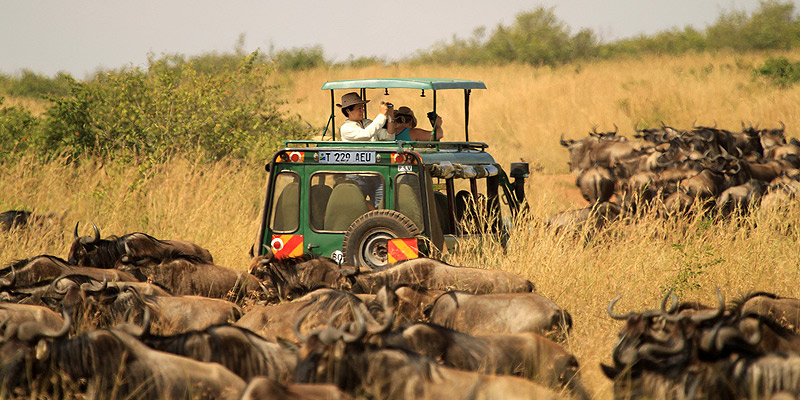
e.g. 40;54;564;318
118;307;296;382
735;292;800;332
576;164;615;204
0;254;139;288
0;308;246;399
294;305;563;400
560;131;641;176
0;302;64;330
427;291;572;341
240;377;352;400
715;179;766;216
236;288;393;343
74;281;243;334
349;258;536;295
250;255;535;300
118;252;261;302
68;222;214;268
546;201;622;235
379;321;588;398
0;209;63;231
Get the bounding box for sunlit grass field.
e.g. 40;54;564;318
3;50;800;398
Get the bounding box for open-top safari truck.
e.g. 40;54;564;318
255;78;529;269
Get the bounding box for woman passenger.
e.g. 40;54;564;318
391;106;443;141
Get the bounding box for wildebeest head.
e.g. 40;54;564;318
601;289;736;400
293;297;372;391
67;221;116;266
249;254;354;302
0;306;74;392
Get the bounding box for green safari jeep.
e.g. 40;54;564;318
254;78;529;269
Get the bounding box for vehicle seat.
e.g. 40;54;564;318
324;183;369;231
396;182;423;229
272;182;299;232
310;184;333;230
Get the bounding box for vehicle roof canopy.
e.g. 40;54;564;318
321;78;486;91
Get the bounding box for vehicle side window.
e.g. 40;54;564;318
270;172;300;233
310;172;384;232
395;173;423;229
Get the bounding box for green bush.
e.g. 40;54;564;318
0;70;72;98
40;51;312;163
754;56;800;87
0;97;39;160
273;45;329;71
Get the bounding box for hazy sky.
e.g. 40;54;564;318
1;0;768;78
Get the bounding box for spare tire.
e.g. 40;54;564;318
342;209;421;270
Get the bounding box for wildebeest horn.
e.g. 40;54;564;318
690;287;725;325
117;297;153;338
0;266;15;288
341;302;367;343
607;295;634;320
91;221;100;242
138;303;153;337
612;123;618;134
16;306;73;342
73;221;80;240
638;334;687;360
661;289;679;314
80;275;108;293
560;134;573;147
293;305;313;343
780;121;786;132
355;287;395;334
52;274;79;295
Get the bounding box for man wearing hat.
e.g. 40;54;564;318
338;92;395;141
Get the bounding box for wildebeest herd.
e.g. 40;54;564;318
603;289;800;399
2;222;588;399
550;122;800;231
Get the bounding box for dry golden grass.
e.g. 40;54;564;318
4;51;800;398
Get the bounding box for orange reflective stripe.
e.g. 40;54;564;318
272;234;304;258
387;238;418;264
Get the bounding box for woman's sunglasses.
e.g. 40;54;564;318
395;115;412;123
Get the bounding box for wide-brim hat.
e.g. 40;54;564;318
395;106;417;127
336;92;370;108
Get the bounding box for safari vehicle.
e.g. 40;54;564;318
255;78;529;269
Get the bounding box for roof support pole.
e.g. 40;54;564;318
464;89;471;142
430;90;438;141
330;89;336;141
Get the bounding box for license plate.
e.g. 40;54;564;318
318;151;375;164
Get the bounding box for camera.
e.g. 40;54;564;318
384;102;393;108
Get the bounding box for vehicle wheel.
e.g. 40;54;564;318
342;209;421;270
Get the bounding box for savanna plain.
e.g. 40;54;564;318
3;50;800;398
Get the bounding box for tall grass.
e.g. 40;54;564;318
4;50;800;398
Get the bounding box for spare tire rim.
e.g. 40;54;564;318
359;231;394;268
